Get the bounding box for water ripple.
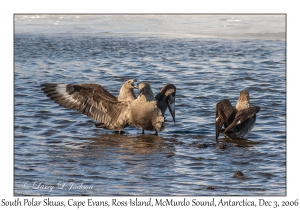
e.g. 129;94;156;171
14;34;286;196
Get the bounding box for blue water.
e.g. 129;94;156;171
14;15;286;196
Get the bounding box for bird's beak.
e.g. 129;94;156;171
167;94;175;123
132;83;138;89
133;79;138;89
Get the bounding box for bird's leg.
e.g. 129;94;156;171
142;130;145;135
114;130;124;134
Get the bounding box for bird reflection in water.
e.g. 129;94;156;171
87;133;176;156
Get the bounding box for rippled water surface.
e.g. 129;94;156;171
14;15;286;196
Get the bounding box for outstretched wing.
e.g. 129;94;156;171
155;84;176;122
41;83;130;130
215;99;236;140
223;106;260;134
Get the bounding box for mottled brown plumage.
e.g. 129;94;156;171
130;82;176;135
216;90;260;140
41;79;137;133
41;79;176;135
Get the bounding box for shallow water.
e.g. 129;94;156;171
14;15;286;196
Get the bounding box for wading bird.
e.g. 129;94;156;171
215;90;260;141
41;79;176;135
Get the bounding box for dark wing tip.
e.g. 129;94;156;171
223;105;259;134
215;99;235;141
40;83;59;92
154;83;176;123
